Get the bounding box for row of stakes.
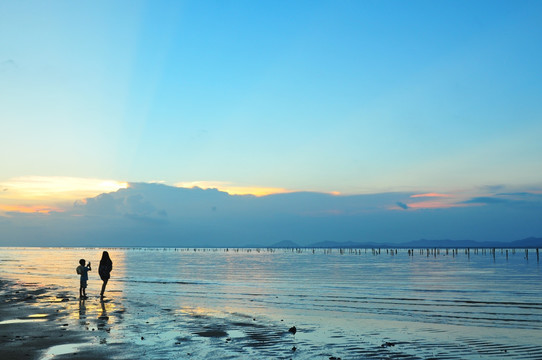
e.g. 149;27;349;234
126;246;540;261
406;247;539;261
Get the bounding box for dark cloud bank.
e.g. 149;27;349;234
1;183;541;247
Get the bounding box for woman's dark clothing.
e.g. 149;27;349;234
99;259;113;281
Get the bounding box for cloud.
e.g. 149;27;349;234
459;192;542;209
78;193;122;215
0;176;127;200
74;189;168;224
410;193;451;198
396;202;409;210
480;185;506;193
0;59;17;73
0;204;63;214
407;201;475;209
1;183;541;247
462;197;509;205
497;192;542;197
0;176;128;215
174;181;292;196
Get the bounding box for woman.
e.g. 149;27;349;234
98;251;113;298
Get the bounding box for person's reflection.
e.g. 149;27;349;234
78;298;87;325
97;297;110;331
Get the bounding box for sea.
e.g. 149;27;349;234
1;247;541;359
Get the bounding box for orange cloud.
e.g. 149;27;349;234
0;176;128;202
390;197;484;210
406;201;478;210
410;193;452;198
0;204;63;214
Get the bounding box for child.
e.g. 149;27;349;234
76;259;91;299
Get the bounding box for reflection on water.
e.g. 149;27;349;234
28;313;49;318
0;247;541;359
0;247;126;299
78;299;86;320
97;298;111;332
0;318;47;325
41;342;90;360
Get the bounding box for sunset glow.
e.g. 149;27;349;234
0;177;128;201
0;204;63;214
0;177;128;214
406;201;475;210
411;193;452;198
175;181;292;196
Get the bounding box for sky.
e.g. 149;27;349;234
1;1;541;245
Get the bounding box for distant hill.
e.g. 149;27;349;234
269;240;300;248
309;240;386;248
509;237;542;248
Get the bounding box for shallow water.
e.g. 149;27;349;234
1;247;541;359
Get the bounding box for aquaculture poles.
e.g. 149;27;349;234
537;248;539;262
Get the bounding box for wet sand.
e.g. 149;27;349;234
0;278;358;360
0;279;304;360
0;279;118;360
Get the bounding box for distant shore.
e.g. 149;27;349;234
1;236;541;249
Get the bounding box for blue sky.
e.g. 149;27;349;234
1;0;541;216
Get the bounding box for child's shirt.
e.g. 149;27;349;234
76;265;90;281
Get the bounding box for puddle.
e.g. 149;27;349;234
0;318;47;325
227;329;245;339
41;342;89;359
29;313;49;318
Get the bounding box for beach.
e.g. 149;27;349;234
0;279;116;360
0;278;308;360
1;247;542;359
